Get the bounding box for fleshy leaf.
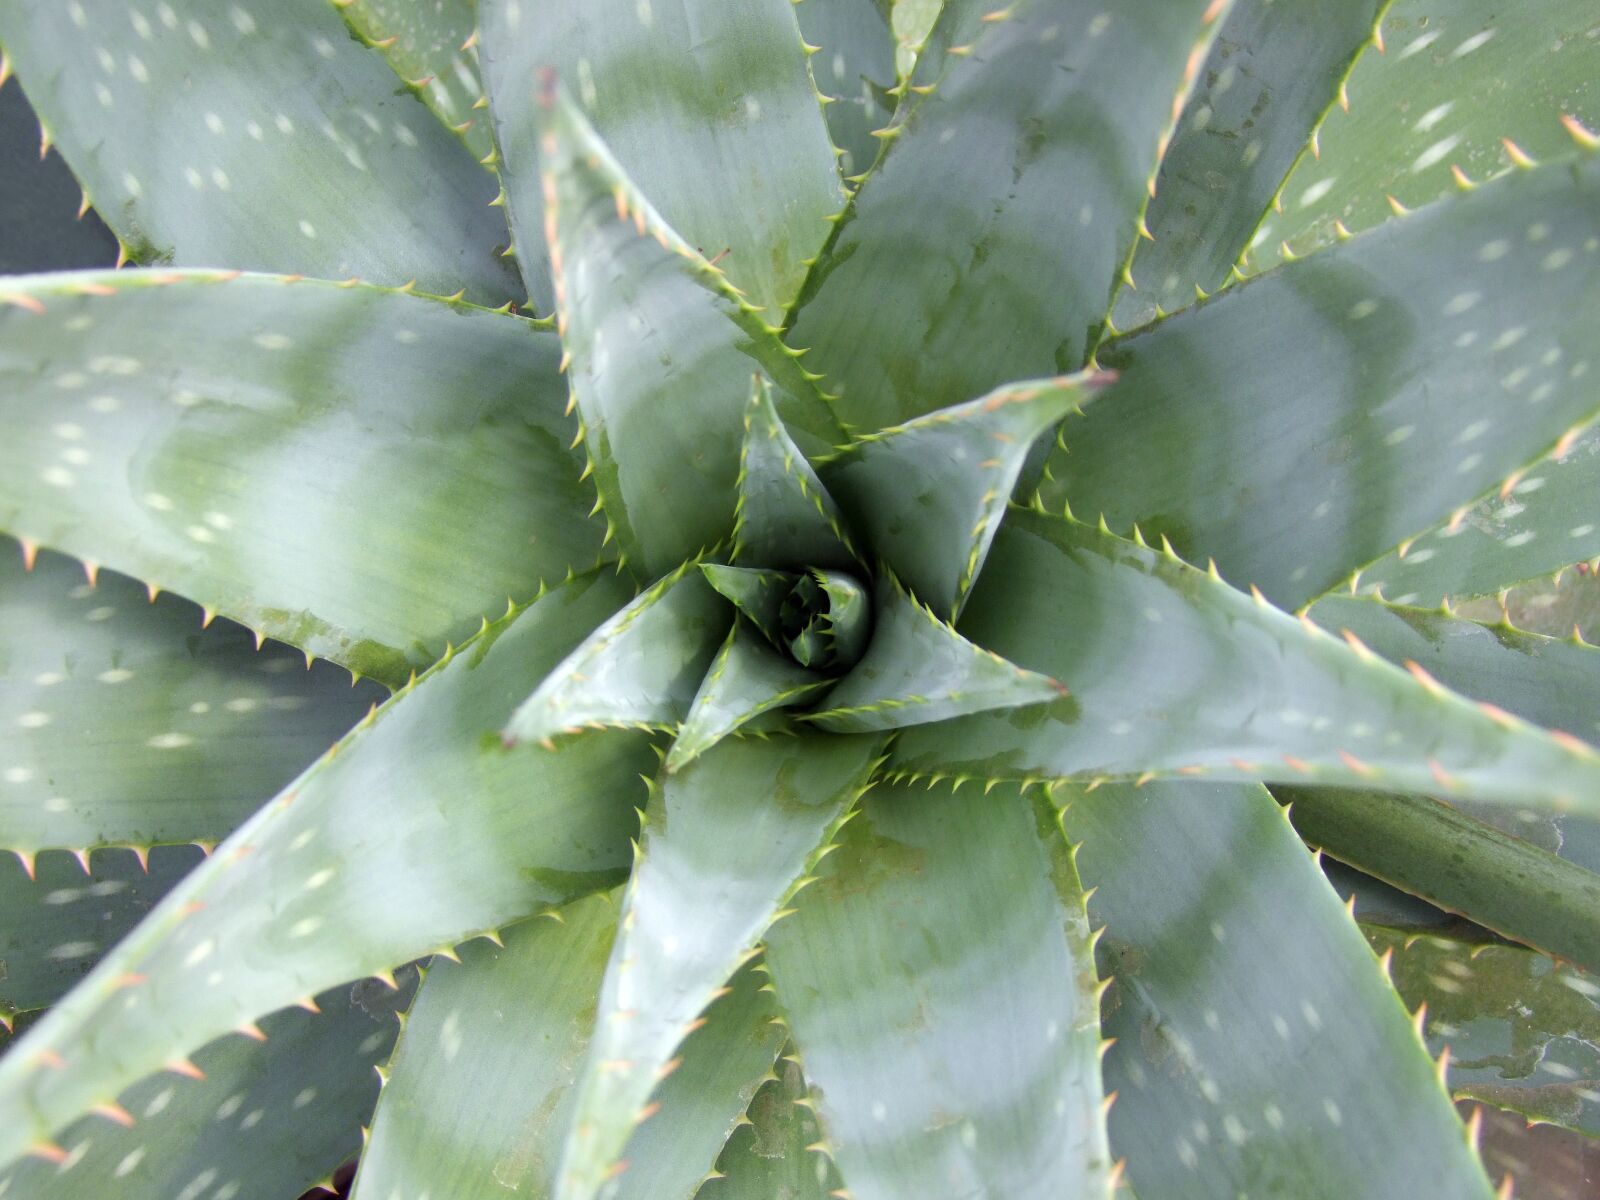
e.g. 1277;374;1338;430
818;372;1110;617
763;780;1111;1199
0;0;518;301
808;574;1064;733
0;975;404;1198
354;894;784;1200
1;546;380;852
888;510;1600;814
667;625;830;773
0;573;656;1168
697;1057;844;1199
1059;780;1494;1199
480;0;843;315
786;0;1226;432
1111;0;1385;330
532;87;842;576
1251;0;1600;273
333;0;493;160
735;378;858;573
555;733;879;1200
0;270;605;688
504;567;730;748
784;570;871;671
1041;149;1600;610
795;0;897;181
700;564;795;646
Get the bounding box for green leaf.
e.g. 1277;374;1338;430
0;546;380;853
667;625;830;773
1353;426;1600;608
794;0;897;181
817;371;1108;616
1110;0;1385;331
786;0;1226;432
808;574;1064;733
1459;568;1600;643
1366;926;1600;1138
556;733;878;1200
530;89;841;577
504;566;730;748
0;270;605;689
888;510;1600;814
1040;150;1600;610
480;0;843;316
0;975;404;1196
0;573;656;1169
697;1058;843;1200
1248;0;1600;274
1282;787;1600;976
763;780;1111;1198
332;0;494;160
0;845;198;1025
700;565;795;646
735;378;858;574
354;894;785;1200
0;0;518;301
1058;780;1493;1200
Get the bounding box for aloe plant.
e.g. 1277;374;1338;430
1;0;1599;1196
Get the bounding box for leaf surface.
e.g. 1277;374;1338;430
0;270;603;688
0;0;517;300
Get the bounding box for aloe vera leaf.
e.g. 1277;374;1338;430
1040;150;1600;611
1353;426;1600;609
479;0;842;316
1247;0;1600;275
0;0;517;301
700;565;796;646
0;573;658;1169
1458;570;1600;644
1323;859;1491;940
1110;0;1385;332
0;545;383;853
504;567;730;748
795;0;896;181
667;625;830;773
0;270;603;689
332;0;493;161
530;90;841;577
1058;780;1493;1199
555;733;879;1200
817;371;1109;617
1366;926;1600;1138
0;846;197;1025
807;575;1064;733
888;510;1600;814
1284;787;1600;976
354;894;784;1200
785;0;1226;433
736;379;859;573
696;1057;844;1199
761;780;1110;1198
0;975;405;1198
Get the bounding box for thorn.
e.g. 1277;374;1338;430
166;1058;206;1080
13;849;36;881
26;1143;67;1165
1403;660;1445;698
237;1021;268;1042
91;1102;136;1127
1501;138;1536;169
1562;113;1600;150
0;291;45;315
70;847;91;874
1372;21;1385;54
1385;195;1409;218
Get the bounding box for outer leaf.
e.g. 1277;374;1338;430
1041;150;1600;610
1111;0;1385;330
1059;781;1493;1199
504;567;730;747
0;0;517;300
1;546;380;853
786;0;1226;432
817;371;1109;617
809;574;1064;733
333;0;494;160
1250;0;1600;273
556;734;879;1200
480;0;842;315
1282;787;1600;976
0;573;656;1168
888;511;1600;813
0;270;605;688
697;1058;844;1200
794;0;897;181
763;780;1111;1199
0;976;404;1198
354;894;785;1200
532;89;841;577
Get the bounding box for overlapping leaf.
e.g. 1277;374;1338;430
795;0;897;181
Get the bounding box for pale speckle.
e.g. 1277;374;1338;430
34;672;64;686
276;113;295;135
1451;29;1496;58
148;732;194;750
1412;135;1462;173
290;916;324;938
223;697;257;713
1087;13;1111;37
1413;102;1454;133
188;19;211;49
3;768;34;784
97;669;134;684
185;938;215;966
204;112;226;135
53;421;85;440
1223;1114;1248;1145
128;54;150;84
313;35;337;59
240;1108;265;1131
211;168;232;191
1543;248;1575;272
145;491;175;511
394;122;418;148
95;83;115;109
1492;327;1527;351
42;466;75;488
1398;30;1440;59
230;5;257;34
184;166;205;189
176;1168;218;1200
1570;524;1595;539
292;1087;317;1109
290;829;316;851
215;1093;245;1121
1457;453;1484;474
298;219;317;239
1478;239;1511;262
247;121;264;140
1442;291;1481;316
1454;331;1478;349
186;525;216;544
1505;531;1536;548
16;711;50;730
1347;299;1378;321
189;701;211;715
1299;178;1336;208
305;867;336;890
145;1087;175;1117
86;607;116;623
1458;419;1491;443
1264;1103;1285;1130
1528;222;1551;242
1324;1099;1343;1125
68;1;88;28
122;172;144;198
114;1147;146;1178
1271;1014;1290;1040
253;332;292;350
